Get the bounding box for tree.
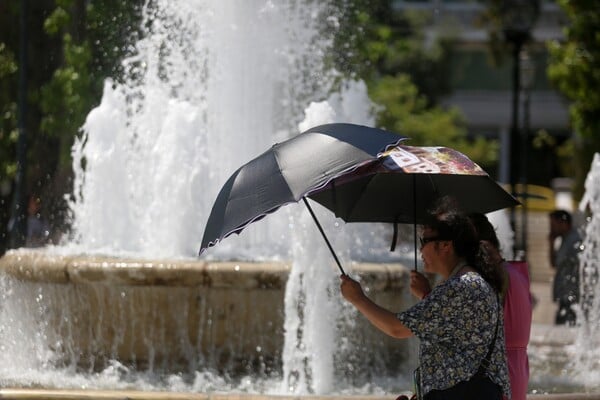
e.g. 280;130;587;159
332;0;498;169
547;0;600;200
370;74;497;167
0;40;18;252
0;0;61;251
0;0;143;251
40;0;143;169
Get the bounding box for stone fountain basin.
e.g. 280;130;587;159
0;250;412;375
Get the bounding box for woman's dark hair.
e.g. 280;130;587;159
549;209;572;224
468;212;500;249
424;210;505;295
423;210;478;260
468;213;508;296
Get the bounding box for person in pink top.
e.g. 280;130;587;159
469;213;533;400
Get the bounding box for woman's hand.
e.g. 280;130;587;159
340;274;366;304
340;274;413;339
410;271;431;300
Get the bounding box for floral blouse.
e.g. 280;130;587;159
397;270;511;398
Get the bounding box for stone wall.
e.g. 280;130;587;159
0;250;413;377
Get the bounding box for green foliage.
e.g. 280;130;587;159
337;1;454;104
0;0;144;247
477;0;512;66
369;74;498;168
547;0;600;199
0;43;17;77
341;0;498;168
38;0;143;167
85;1;144;84
40;33;94;165
44;6;71;35
0;42;18;183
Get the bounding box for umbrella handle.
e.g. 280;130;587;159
302;197;346;275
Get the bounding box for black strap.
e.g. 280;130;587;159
477;294;500;374
390;222;398;251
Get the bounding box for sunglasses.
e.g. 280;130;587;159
419;236;449;247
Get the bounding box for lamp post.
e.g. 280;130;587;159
520;48;535;259
500;0;540;260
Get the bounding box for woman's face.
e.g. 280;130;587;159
420;226;443;274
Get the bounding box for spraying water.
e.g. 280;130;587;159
2;0;415;394
67;0;345;260
65;0;414;393
7;0;585;394
571;153;600;389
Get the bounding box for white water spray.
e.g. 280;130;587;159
280;87;383;394
67;0;340;260
572;153;600;389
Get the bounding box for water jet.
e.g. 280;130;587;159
0;0;598;397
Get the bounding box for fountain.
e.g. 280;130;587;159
0;0;415;395
0;0;599;398
574;154;600;387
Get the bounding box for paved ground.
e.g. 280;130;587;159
0;388;599;400
531;280;557;325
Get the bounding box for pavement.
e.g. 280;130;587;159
0;389;599;400
530;279;558;325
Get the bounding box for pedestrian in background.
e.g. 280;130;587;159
25;194;50;248
548;209;582;326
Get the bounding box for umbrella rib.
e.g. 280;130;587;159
298;132;408;199
302;157;378;200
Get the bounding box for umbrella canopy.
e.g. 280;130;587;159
199;123;407;255
308;145;519;224
307;144;519;269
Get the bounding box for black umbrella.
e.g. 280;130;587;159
307;144;520;269
199;122;408;275
200;124;518;274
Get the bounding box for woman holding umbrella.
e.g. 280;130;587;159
340;209;510;400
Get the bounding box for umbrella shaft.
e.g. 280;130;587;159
302;197;346;275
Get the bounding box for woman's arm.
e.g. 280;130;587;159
340;274;414;339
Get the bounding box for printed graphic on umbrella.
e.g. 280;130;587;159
200;123;518;274
307;144;519;269
308;145;517;224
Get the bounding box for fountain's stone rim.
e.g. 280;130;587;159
0;249;409;289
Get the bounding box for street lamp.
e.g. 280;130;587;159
500;0;540;259
519;48;535;259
